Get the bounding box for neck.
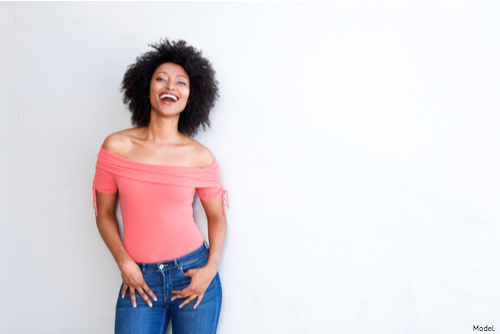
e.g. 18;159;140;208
146;112;183;142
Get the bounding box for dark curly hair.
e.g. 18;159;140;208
121;39;219;137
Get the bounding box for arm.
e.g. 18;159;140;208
203;195;227;275
95;190;157;307
171;193;227;309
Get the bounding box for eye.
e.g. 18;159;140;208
156;77;166;82
177;81;187;86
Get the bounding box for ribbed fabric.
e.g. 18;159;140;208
92;146;227;262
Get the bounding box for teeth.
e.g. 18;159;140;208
160;93;178;101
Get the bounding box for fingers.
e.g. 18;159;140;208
136;287;153;307
170;267;213;309
177;292;204;309
170;289;185;301
123;283;156;308
179;295;197;309
143;284;158;303
120;261;157;308
121;284;128;299
171;285;192;300
130;287;137;308
193;293;205;309
171;289;205;309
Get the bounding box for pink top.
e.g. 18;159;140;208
92;146;227;263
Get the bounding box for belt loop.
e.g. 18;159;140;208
141;263;146;272
204;241;209;249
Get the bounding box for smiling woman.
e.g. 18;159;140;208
121;39;219;137
149;63;190;119
92;39;227;334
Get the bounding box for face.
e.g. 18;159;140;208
149;62;190;118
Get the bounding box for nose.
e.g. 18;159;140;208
165;79;175;90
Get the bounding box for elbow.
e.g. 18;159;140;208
207;214;227;226
95;210;117;226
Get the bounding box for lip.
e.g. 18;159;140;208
159;92;179;103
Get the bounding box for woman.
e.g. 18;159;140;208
92;39;227;334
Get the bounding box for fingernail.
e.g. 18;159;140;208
149;303;152;307
154;297;157;302
133;304;137;308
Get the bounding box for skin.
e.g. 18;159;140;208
95;62;227;310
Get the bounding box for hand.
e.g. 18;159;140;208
120;260;157;308
171;266;217;309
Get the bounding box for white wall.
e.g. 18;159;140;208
1;2;499;333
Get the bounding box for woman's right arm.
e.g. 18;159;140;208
95;190;157;308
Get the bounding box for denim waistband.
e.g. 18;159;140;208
136;242;208;273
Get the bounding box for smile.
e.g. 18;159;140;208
160;93;178;102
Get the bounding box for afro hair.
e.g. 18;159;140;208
121;38;219;137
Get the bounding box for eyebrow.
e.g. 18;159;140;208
156;71;188;80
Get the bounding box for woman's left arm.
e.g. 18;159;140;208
171;194;227;309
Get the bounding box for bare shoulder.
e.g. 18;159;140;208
186;138;215;167
102;128;142;156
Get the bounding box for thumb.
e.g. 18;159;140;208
184;268;197;277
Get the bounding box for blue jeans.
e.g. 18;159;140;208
115;243;222;334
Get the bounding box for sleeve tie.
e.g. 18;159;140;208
222;189;229;215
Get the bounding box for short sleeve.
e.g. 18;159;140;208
197;184;228;215
195;160;228;213
93;157;118;194
196;184;224;202
92;151;118;217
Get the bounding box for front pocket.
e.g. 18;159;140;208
179;256;208;276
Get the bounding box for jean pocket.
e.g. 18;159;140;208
180;256;208;276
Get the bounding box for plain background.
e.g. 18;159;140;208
1;1;499;333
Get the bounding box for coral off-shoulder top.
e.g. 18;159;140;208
92;146;227;263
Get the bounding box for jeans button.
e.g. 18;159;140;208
159;264;164;269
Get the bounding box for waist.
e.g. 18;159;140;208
136;242;208;273
122;215;204;262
